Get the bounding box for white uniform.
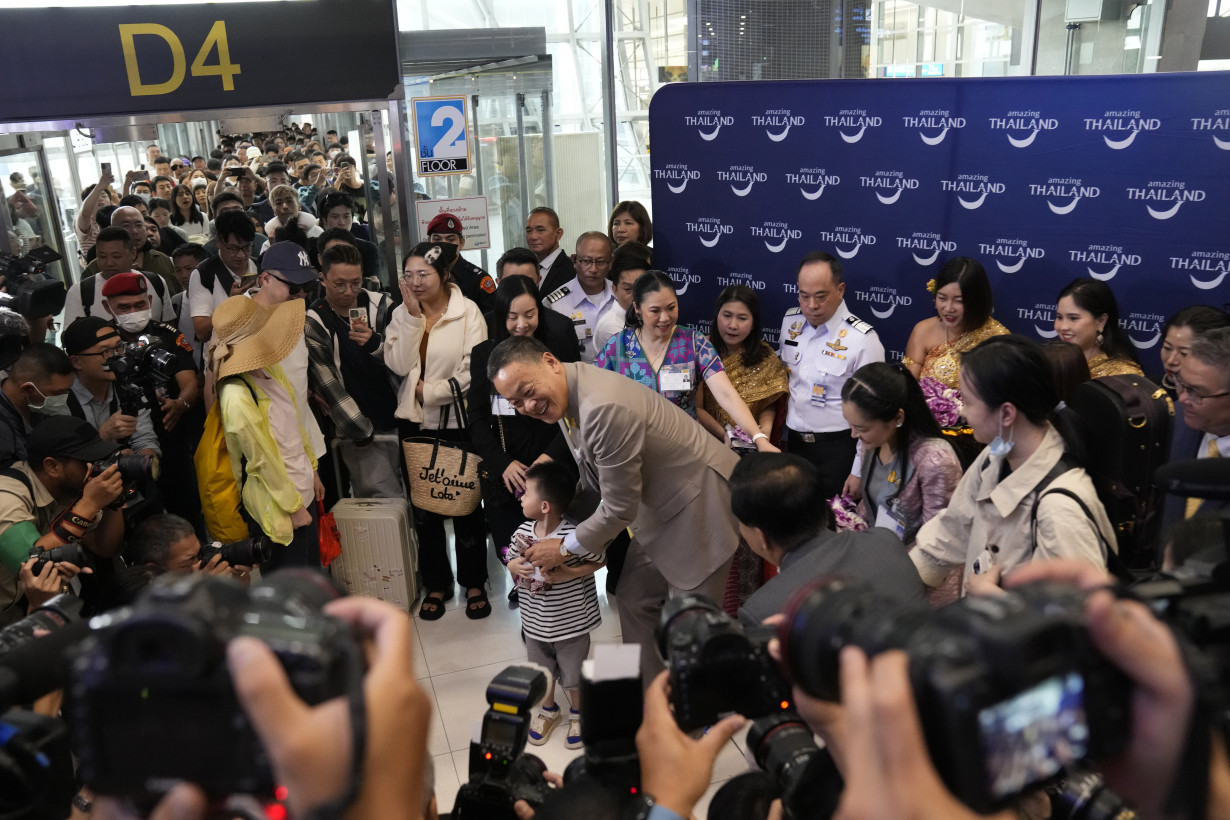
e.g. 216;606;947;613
778;301;885;435
545;277;618;363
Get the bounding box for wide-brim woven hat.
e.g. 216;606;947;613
209;295;305;380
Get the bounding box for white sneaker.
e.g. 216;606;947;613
528;706;561;745
565;712;583;749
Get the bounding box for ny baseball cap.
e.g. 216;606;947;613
259;241;320;285
27;416;118;466
427;213;463;236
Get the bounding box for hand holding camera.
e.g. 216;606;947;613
97;411;137;443
80;462;124;512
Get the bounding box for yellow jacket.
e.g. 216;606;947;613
218;366;317;545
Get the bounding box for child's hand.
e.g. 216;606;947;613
508;557;535;579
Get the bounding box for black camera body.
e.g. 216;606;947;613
657;594;794;731
454;665;553;819
66;570;359;798
0;592;82;656
0;246;67;318
199;537;271;568
26;543;88;578
103;336;177;416
779;578;1132;813
746;712;837;820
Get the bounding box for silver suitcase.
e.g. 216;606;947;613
329;498;419;611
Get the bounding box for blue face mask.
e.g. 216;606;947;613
988;415;1015;458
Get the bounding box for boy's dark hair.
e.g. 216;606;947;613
525;461;575;513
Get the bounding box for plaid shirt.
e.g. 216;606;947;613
304;289;395;442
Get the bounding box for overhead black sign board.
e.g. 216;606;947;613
0;0;401;123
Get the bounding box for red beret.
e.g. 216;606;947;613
100;272;148;298
427;213;463;236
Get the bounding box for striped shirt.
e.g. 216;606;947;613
508;519;603;642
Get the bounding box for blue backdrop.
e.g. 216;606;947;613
647;72;1230;361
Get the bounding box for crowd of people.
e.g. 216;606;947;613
1;124;1229;819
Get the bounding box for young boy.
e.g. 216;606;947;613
506;461;603;749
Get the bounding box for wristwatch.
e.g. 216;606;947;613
559;541;570;556
625;793;656;820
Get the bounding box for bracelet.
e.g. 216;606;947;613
751;433;768;443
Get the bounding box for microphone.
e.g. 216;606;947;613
1155;458;1230;502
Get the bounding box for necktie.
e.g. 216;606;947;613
1185;437;1220;519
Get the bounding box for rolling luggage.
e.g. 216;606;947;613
1067;374;1173;569
329;498;419;611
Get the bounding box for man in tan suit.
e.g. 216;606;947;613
488;336;741;678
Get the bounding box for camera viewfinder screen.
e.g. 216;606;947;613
977;672;1089;799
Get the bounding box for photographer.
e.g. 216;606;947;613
129;513;248;579
0;343;74;468
0;416;124;626
60;318;160;457
730;452;925;626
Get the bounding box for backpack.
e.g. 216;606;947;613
80;272;167;318
193;377;256;543
1028;457;1134;584
1066;374;1173;569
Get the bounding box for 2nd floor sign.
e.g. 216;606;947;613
412;96;472;175
120;20;241;97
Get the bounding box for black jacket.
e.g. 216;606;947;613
539;252;575;300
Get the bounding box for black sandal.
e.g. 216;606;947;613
419;590;448;621
466;588;492;620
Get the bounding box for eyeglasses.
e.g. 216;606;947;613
78;344;122;359
400;271;437;283
1175;377;1230;404
219;242;252;255
577;257;612;269
328;280;362;293
267;272;307;295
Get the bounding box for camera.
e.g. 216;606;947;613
26;543;88;578
745;712;838;820
656;593;794;731
0;246;67;319
89;451;160;506
199;537;271;568
0;592;82;657
0;708;76;820
453;665;553;819
66;569;362;798
103;336;178;416
562;644;643;803
777;578;1132;813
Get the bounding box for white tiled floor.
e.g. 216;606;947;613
409;542;754;817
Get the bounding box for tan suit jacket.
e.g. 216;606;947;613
558;362;741;589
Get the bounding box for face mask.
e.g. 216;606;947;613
988;414;1015;458
26;384;69;413
137;192;151;203
115;309;152;333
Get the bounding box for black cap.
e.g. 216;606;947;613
27;416;118;466
62;317;119;356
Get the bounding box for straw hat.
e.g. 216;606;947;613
208;295;305;380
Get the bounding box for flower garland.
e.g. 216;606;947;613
829;494;868;532
919;376;963;428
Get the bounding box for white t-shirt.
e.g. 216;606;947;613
253;369;314;509
61;271;174;327
188;259;256;319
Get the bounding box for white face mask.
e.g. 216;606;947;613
115;309;152;333
988;414;1015;458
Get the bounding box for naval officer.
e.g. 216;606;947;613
779;250;885;502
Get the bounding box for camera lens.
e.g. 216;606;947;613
115;454;161;483
747;716;819;780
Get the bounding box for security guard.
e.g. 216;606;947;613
545;231;619;363
779;251;884;502
427;212;497;315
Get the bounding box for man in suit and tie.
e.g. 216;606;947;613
527;207;575;299
1173;328;1230;517
730;453;925;627
488;335;747;678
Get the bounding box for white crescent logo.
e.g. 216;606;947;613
699;233;722;248
840;127;865;144
875;189;903;205
674;279;690;295
1192;271;1230;290
871;303;896;319
835;244;861;260
1147;201;1183;220
668;178;689;194
1007;130;1039;148
1104;131;1139;150
764;236;790;253
699;125;722;141
801;185;826;201
997;258;1026;274
920;127;949;146
912;249;940;266
1130;331;1160;349
731;180;756;197
959;193;988;210
1214;135;1230;150
1035;324;1059;338
1047;197;1081;215
767;126;791;142
1088;264;1120;281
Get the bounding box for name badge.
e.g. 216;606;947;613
809;382;827;407
659;363;694;392
491;395;516;416
874;503;907;540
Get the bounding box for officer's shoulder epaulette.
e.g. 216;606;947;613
784;306;802;317
545;286;570;304
845;314;873;334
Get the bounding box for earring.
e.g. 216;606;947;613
1096;330;1104;347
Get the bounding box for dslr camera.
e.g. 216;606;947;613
66;570;363;798
103;335;178;416
453;665;553;819
199;536;272;568
777;578;1132;813
26;542;88;577
0;246;67;319
656;593;794;731
89;450;160;506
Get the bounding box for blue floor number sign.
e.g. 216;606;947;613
412;95;471;176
